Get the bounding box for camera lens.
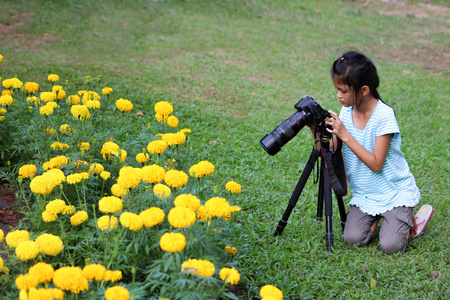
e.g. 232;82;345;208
260;111;309;156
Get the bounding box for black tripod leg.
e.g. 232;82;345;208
336;195;347;231
322;159;334;252
316;159;324;221
274;150;317;236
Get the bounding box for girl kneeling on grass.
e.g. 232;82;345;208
324;51;433;254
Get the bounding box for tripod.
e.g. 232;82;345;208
273;137;348;252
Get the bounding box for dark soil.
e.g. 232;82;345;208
0;182;23;256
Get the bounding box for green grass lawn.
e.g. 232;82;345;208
1;0;448;298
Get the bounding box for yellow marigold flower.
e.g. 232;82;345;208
0;54;2;63
100;171;111;181
70;211;88;226
2;78;12;89
219;267;240;285
86;99;101;109
136;152;149;163
189;161;215;178
27;287;64;299
42;210;58;222
24;82;39;94
11;78;23;89
139;207;165;227
117;166;141;189
28;262;55;283
67;94;80;105
78;142;90;151
181;259;215;277
29;176;50;195
168;207;196;229
62;205;76;215
102;87;113;95
5;230;30;248
82;264;106;281
104;270;122;282
0;229;3;242
225;181;242;193
53;266;88;294
119;212;143;231
39;105;54;116
15;240;40;260
111;184;128;197
147;140;168;155
160;232;186;253
196;205;209;221
59;124;71;135
118;166;141;186
18;164;37;179
70;104;91;120
99;196;123;214
44;156;68;170
154;101;173;116
46;101;58;109
35;233;63;256
89;162;104;175
27;96;39;105
45;127;56;135
53;89;66;100
164;170;188;189
81;91;100;103
48;74;59;82
0;108;6;115
66;173;83;185
225;246;237;254
260;285;283;300
174;194;201;211
116;98;133;112
162;132;186;146
52;85;63;92
153;183;171;199
97;215;119;231
168;116;179;128
155;113;168;123
101;141;120;160
204;196;234;219
2;89;12;96
111;148;127;162
0;94;13;106
40;91;56;102
15;274;39;291
105;285;130;300
45;199;66;214
179;128;191;134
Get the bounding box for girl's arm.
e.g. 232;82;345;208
325;110;391;172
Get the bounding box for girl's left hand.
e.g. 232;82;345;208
325;110;348;141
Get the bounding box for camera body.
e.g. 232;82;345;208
260;96;331;156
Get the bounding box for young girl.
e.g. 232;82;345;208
324;51;433;254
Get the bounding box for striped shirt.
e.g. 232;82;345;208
340;100;420;215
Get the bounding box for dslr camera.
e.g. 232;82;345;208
260;96;331;155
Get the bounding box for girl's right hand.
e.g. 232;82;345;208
325;110;349;142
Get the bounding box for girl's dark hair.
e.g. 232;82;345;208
331;51;381;100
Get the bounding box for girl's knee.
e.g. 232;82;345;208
379;236;407;255
343;227;372;246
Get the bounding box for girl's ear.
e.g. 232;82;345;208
360;85;371;97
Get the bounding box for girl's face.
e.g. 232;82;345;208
332;79;357;107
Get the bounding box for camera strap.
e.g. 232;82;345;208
319;138;348;197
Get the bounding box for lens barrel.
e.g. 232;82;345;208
260;110;309;156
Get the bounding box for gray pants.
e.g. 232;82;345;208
343;206;414;254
